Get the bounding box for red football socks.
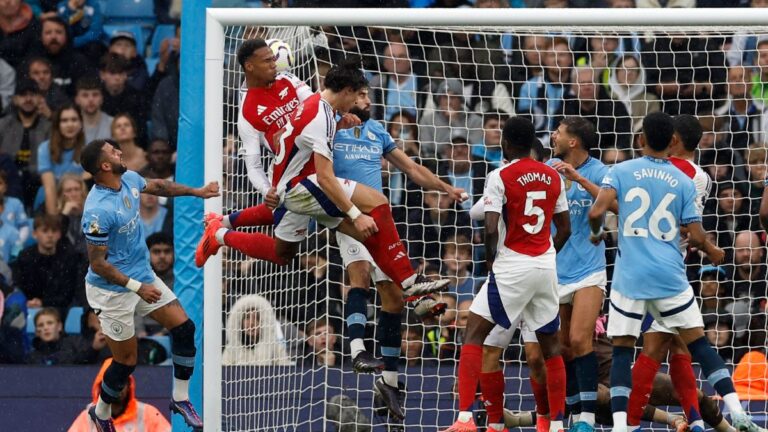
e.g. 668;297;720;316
362;204;415;287
670;354;703;423
530;375;550;416
480;370;506;424
223;231;287;265
627;353;661;426
545;356;566;421
458;344;483;411
229;204;274;228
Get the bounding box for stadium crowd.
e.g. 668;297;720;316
0;0;765;414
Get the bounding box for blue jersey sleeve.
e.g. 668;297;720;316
37;141;52;174
124;170;148;192
591;163;610;186
680;178;701;225
601;165;620;193
82;206;113;246
380;127;397;155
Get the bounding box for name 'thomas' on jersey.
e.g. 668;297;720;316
271;93;336;193
484;158;568;271
601;156;700;300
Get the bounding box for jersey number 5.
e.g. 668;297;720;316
623;187;678;241
523;191;546;234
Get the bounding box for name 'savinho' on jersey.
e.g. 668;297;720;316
632;168;679;187
263;99;301;127
517;172;552;186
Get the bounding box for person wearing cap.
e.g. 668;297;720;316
0;78;51;206
108;30;150;93
29;16;96;96
418;78;483;157
56;0;104;52
698;265;730;315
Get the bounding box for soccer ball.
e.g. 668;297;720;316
267;39;294;73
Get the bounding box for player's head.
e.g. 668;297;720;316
672;114;703;153
641;111;675;153
81;139;128;178
552;117;596;158
237;38;277;84
323;56;369;113
501;116;537;159
348;87;371;123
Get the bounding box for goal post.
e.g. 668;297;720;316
202;7;768;432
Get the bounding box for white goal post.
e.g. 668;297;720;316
203;7;768;432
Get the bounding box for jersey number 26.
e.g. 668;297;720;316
623;187;678;241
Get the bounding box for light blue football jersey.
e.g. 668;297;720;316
333;119;397;193
601;156;700;300
82;171;154;292
548;157;608;284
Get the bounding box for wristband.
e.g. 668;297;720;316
347;205;362;221
125;279;142;293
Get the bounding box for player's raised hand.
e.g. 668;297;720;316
445;186;468;203
353;214;378;240
337;113;361;129
265;187;280;209
705;244;726;265
137;284;163;304
197;181;221;198
551;161;581;181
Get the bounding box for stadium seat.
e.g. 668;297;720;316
103;24;147;55
145;57;159;75
150;24;176;59
102;0;155;23
26;307;40;335
64;307;83;334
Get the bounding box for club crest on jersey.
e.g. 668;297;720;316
123;196;132;209
367;131;377;141
279;87;289;99
131;187;139;199
354;127;361;139
347;245;360;255
565;178;573;190
88;219;100;234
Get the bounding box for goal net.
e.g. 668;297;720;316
204;8;768;432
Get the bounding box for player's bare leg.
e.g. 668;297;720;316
148;300;203;430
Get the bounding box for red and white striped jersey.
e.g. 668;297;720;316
237;72;313;156
271;93;337;193
483;158;568;269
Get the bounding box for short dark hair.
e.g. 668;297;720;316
483;110;509;127
35;307;62;326
99;53;129;74
81;139;111;176
502;116;537;151
673;114;703;152
41;16;67;32
75;76;102;94
323;56;368;93
237;38;267;70
560;117;597;151
147;232;174;249
33;214;62;232
642;112;675;152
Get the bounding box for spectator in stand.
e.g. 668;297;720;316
26;307;95;365
698;265;732;316
222;294;293;366
641;34;726;116
139;192;171;241
57;173;86;255
369;42;419;121
405;189;472;263
14;213;81;315
714;66;764;151
441;236;477;303
148;24;179;97
562;66;633;150
0;0;40;69
703;314;735;364
111;113;146;171
469;111;508;169
74;77;112;143
418;78;483;157
99;55;147;145
730;230;767;299
521;34;548;82
80;307;110;363
67;358;172;431
0;171;30;246
518;36;572;139
302;315;340;367
600;147;630;166
575;36;627;91
150;48;179;149
25;57;69;118
725;1;768;67
107;31;149;93
147;232;173;290
0;199;21;262
438;137;488;211
401;324;432;367
37;103;84;215
140;139;175;181
56;0;104;62
387;111;419;157
0;57;15;114
0;78;49;207
745;145;766;214
608;54;661;133
30;16;95;96
705;183;755;249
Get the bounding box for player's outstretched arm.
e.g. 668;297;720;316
484;211;500;271
86;243;162;303
760;186;768;233
384;148;466;203
588;187;616;244
685;222;725;265
143;178;220;198
552;211;571;252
